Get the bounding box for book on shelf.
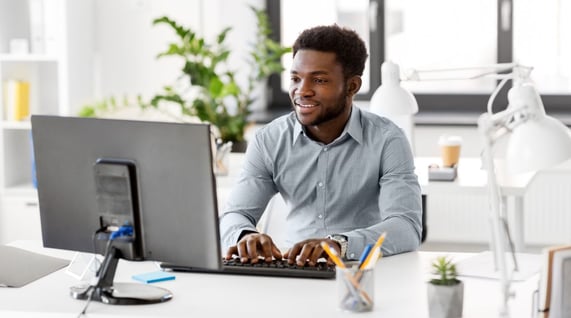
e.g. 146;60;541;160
537;244;571;312
2;80;30;121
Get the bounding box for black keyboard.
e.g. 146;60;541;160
161;258;336;279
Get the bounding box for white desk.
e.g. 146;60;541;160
217;154;534;251
0;241;539;318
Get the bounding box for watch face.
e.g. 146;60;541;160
333;235;347;242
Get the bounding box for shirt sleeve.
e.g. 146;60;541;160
219;132;278;252
343;129;422;259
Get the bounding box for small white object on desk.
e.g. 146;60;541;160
428;164;457;181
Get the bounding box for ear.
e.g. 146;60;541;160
346;76;362;97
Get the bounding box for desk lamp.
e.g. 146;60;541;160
369;61;419;150
478;79;571;317
373;61;571;317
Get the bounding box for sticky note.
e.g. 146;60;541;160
132;271;175;284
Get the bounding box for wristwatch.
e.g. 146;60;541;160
327;234;348;259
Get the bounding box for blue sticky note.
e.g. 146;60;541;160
132;271;175;284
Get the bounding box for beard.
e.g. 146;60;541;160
292;91;349;127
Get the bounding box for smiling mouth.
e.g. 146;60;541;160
296;102;318;108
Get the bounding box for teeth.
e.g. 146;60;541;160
298;103;317;108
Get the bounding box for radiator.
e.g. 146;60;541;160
426;170;571;246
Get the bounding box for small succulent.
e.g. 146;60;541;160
430;256;461;286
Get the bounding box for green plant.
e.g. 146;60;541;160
147;6;290;143
430;256;461;286
78;6;290;144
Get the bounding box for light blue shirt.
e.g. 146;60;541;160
219;106;422;259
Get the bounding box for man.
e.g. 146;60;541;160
220;25;421;266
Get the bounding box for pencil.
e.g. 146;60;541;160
320;241;346;269
359;232;386;270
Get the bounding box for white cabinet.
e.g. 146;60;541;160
0;196;41;244
0;0;93;243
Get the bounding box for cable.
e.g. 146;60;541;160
76;225;131;317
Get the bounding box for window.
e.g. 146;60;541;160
266;0;571;124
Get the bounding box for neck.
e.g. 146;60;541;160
305;107;352;144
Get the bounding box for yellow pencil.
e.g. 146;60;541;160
359;232;386;270
320;241;346;269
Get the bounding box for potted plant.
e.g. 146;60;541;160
427;256;464;318
146;6;290;151
79;6;290;152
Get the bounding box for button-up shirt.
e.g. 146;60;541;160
219;106;422;259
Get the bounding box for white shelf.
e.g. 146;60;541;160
1;121;31;130
0;54;59;62
3;183;38;198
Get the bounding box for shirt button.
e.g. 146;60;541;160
318;214;323;219
323;147;328;152
318;182;323;187
350;253;355;259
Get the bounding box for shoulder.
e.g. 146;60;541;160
252;112;296;144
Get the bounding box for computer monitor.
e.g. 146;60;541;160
31;115;222;305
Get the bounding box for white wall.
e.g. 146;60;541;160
90;0;263;107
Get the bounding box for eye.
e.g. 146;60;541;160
290;76;300;83
314;78;327;84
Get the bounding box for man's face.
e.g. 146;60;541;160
289;49;349;127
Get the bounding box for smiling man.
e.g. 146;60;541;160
219;25;422;266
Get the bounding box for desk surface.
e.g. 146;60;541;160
0;241;539;318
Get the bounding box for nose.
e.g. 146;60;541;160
296;79;315;98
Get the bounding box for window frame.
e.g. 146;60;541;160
265;0;571;124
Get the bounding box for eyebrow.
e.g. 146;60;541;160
290;70;330;76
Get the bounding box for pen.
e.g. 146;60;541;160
358;243;373;267
359;232;386;270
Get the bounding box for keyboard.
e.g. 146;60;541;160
161;258;336;279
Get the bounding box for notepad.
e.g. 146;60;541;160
132;271;175;284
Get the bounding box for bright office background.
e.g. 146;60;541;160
272;0;571;121
1;0;571;249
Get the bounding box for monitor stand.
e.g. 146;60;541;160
70;246;172;305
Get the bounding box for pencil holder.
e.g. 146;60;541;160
336;267;374;312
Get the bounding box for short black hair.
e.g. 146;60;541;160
292;24;368;80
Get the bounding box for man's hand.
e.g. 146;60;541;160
224;233;282;264
283;238;341;267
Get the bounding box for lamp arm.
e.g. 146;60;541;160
402;62;532;83
482;134;513;318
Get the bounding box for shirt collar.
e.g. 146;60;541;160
292;105;364;145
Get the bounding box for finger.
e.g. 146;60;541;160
237;241;248;263
225;245;238;260
287;243;302;265
282;248;290;259
308;244;324;267
259;235;274;262
271;244;283;260
246;237;259;263
297;243;313;266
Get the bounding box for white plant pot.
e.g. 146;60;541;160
427;281;464;318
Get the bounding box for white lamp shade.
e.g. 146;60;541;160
506;115;571;174
369;62;419;116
